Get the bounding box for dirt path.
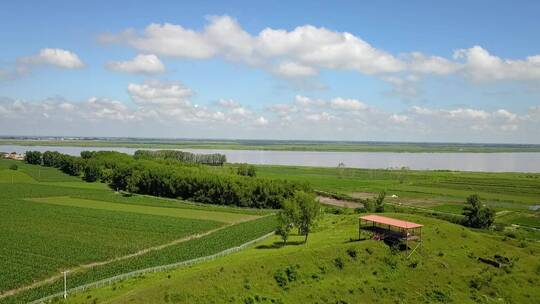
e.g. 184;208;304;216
0;224;232;299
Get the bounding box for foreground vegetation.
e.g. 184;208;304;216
3;138;540;152
63;214;540;304
1;149;538;303
0;159;276;303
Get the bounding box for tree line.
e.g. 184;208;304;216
134;150;227;166
24;150;308;209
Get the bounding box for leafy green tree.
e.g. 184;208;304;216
284;191;321;243
462;194;495;228
24;151;42;165
374;191;386;213
275;209;294;245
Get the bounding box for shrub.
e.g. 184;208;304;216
273;265;299;289
237;163;256;177
333;257;345;269
9;164;18;170
374;191;386;213
346;248;357;258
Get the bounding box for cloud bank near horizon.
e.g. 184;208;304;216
1;79;539;143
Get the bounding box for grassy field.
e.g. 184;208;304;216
3;138;540;152
1;158;539;303
253;165;540;229
0;160;276;303
62;214;540;304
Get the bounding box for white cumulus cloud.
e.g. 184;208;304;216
106;54;165;74
19;48;85;69
330;97;367;111
128;80;192;106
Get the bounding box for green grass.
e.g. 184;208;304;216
27;196;261;224
3;139;540;152
0;169;35;183
59;214;540;304
0;159;79;182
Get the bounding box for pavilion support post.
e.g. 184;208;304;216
406;228;408;254
359;219;361;240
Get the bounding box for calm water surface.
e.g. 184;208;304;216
2;145;540;173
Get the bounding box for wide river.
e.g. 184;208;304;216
2;145;540;173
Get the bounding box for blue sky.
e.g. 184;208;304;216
1;1;540;142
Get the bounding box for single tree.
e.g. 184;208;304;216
292;191;321;243
275;211;293;245
462;194;495;228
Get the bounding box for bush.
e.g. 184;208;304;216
237;163;256;177
273;265;299;289
9;164;18;170
346;248;357;258
333;257;345;269
374;191;386;213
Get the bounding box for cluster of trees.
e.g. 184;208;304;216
134;150;226;166
25;150;307;209
275;191;321;244
462;194;495;228
25;150;85;176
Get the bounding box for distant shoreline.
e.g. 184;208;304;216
1;139;540;153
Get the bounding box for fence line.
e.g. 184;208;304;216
29;231;274;304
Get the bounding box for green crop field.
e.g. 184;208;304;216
0;160;276;303
27;196;261;224
61;214;540;304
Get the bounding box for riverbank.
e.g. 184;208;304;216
2;139;540;153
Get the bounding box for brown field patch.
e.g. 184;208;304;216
317;196;363;208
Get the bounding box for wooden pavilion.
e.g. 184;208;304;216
359;215;423;257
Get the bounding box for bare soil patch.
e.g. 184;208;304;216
317;196;363;209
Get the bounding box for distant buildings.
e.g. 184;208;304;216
0;152;25;161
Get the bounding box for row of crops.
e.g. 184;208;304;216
0;195;222;292
1;215;277;304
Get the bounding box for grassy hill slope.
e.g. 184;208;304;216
65;214;540;304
